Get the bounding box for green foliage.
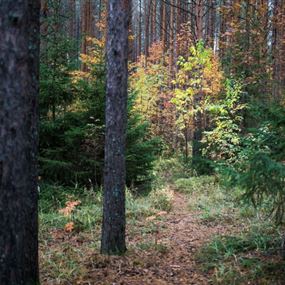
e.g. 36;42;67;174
149;187;173;212
198;224;284;284
228;153;285;225
171;41;223;161
39;11;160;187
219;105;285;225
40;0;77;119
172;41;222;130
203;79;246;163
175;176;216;194
39;111;104;185
130;55;169;121
152;157;190;186
126;111;161;187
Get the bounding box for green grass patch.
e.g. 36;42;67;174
197;223;284;284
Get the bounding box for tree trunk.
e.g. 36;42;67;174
0;1;40;284
169;0;175;77
161;1;167;53
144;0;151;64
138;0;142;57
101;0;131;256
192;90;203;162
152;0;157;42
272;0;285;102
81;0;93;71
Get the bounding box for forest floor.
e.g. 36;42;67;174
40;190;217;284
40;176;285;285
76;191;231;285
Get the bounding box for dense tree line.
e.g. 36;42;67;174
56;0;281;167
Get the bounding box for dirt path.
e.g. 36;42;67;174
77;191;230;285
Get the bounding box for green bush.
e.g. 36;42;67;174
197;223;283;284
149;187;173;212
239;153;285;224
175;176;216;193
220;105;285;225
126;113;161;187
153;157;188;186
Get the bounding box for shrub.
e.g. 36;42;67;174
175;176;216;194
149;187;174;212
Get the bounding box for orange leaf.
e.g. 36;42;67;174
64;222;75;233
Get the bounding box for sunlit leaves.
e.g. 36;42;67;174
203;79;246;162
172;41;223;131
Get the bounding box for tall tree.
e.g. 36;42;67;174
101;0;131;255
0;0;40;284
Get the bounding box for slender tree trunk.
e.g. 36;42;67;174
0;1;40;284
184;127;189;161
101;0;131;255
152;0;157;42
144;0;151;64
193;80;203;163
192;1;204;166
161;1;167;53
81;0;93;70
138;0;142;57
272;0;285;102
169;0;176;77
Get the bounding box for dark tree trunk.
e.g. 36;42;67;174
192;91;203;162
101;0;131;255
138;0;142;57
144;0;151;64
184;127;189;161
0;1;40;284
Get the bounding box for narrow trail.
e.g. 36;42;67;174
82;190;231;285
131;191;227;285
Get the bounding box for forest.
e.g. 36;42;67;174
0;0;285;284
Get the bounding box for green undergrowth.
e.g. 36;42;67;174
197;223;285;284
39;182;173;237
171;170;285;284
40;157;285;284
39;181;173;283
174;175;240;224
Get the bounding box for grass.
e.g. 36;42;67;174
174;175;240;224
171;170;285;284
197;225;285;284
39;182;173;284
39;158;285;284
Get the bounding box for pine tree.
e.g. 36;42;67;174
0;1;40;284
101;0;131;255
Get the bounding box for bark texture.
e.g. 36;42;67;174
101;0;131;255
0;1;40;284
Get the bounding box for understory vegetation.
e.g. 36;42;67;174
174;173;285;284
40;158;285;284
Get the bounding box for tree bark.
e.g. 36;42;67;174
272;0;285;102
161;1;167;53
144;0;151;64
138;0;142;57
101;0;131;255
169;0;175;76
0;1;40;284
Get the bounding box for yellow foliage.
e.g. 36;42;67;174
172;42;224;130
